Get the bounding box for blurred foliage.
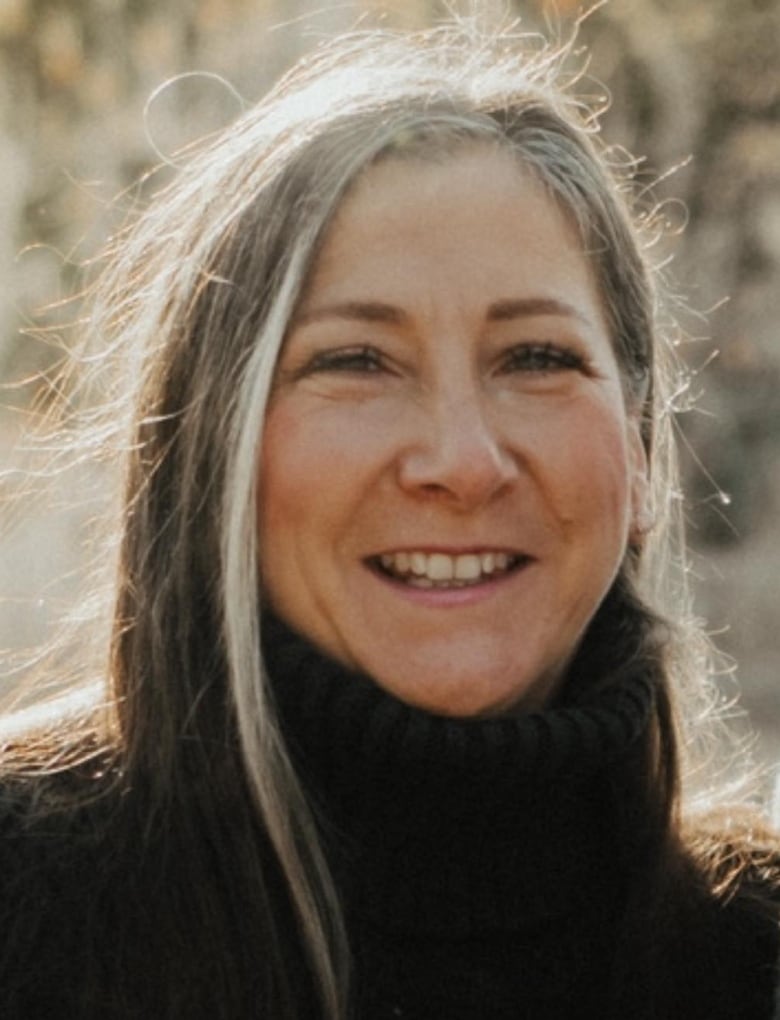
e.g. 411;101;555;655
567;1;780;547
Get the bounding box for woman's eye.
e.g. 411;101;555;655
304;346;385;375
502;342;584;375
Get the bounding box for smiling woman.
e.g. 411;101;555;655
1;19;779;1020
260;149;646;716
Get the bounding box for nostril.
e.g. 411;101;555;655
396;412;517;507
398;451;517;507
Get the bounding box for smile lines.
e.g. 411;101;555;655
374;550;524;588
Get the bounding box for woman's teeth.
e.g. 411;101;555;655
377;550;518;588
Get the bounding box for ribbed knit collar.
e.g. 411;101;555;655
262;613;657;940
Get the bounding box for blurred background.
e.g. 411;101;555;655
0;0;779;760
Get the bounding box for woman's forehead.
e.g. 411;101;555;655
290;147;612;360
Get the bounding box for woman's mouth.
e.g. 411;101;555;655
370;550;528;589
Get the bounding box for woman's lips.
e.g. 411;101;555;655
368;549;529;590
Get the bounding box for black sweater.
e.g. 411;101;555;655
0;621;778;1018
263;616;780;1020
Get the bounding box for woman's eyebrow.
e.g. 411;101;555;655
486;297;594;327
295;301;407;327
294;296;593;329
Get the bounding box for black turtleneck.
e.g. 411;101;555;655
262;613;659;1020
1;610;778;1018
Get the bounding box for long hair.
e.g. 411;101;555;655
1;20;752;1019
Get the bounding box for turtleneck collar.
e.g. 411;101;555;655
262;611;657;939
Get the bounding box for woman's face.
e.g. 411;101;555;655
259;147;648;716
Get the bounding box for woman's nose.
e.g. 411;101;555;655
396;395;519;510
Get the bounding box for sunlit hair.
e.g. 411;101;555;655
2;20;742;1019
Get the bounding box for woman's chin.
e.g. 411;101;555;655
360;652;562;719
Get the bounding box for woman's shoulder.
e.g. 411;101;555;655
0;757;130;1012
0;686;120;841
675;812;780;1018
685;808;780;913
0;749;126;912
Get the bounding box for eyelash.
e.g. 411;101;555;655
298;341;585;378
302;346;385;375
501;342;585;375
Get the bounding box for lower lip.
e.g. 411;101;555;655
368;560;533;608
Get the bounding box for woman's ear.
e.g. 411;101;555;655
627;419;654;545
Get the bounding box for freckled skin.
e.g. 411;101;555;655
259;148;648;717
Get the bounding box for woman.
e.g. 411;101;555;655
1;21;778;1020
